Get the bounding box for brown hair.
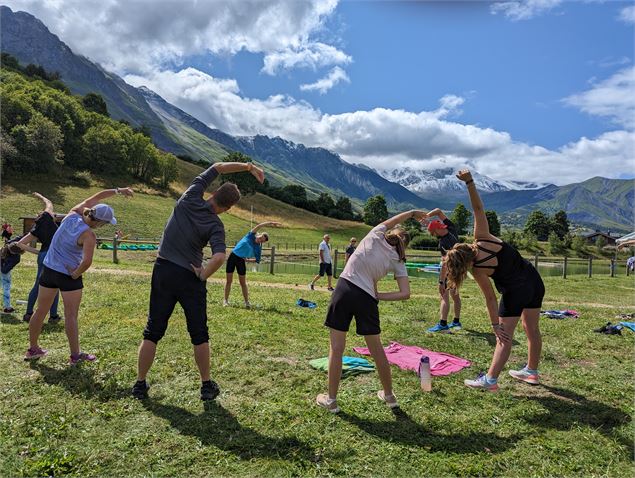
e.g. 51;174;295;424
213;182;241;209
384;227;410;262
445;243;478;289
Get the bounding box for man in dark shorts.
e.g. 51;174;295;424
309;234;333;291
425;208;462;333
132;161;265;400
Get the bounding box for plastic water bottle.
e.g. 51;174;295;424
419;356;432;392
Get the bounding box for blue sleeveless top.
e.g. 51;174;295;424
44;213;90;275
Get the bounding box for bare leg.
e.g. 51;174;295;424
521;308;542;370
193;342;210;382
224;273;233;301
60;289;83;355
28;286;58;349
439;289;450;322
137;339;157;381
487;316;520;379
310;274;321;286
451;289;462;319
238;274;249;303
364;334;393;396
327;274;333;288
327;328;347;398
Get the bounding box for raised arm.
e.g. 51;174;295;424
618;239;635;250
456;169;491;240
381;209;427;230
33;192;54;215
425;208;447;221
17;233;39;255
213;162;265;183
251;221;281;233
70;187;134;215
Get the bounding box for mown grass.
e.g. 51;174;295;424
0;253;633;477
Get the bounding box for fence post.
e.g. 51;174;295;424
610;259;615;277
285;242;288;250
269;245;276;275
562;256;567;279
113;237;119;264
533;254;539;269
588;256;593;278
334;249;339;278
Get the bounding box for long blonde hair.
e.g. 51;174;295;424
384;227;410;262
445;243;478;289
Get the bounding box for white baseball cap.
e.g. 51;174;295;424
93;204;117;225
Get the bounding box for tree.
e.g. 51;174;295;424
0;128;18;174
571;235;587;258
280;184;308;207
451;203;471;235
551;210;570;240
81;123;127;174
485;210;501;236
524;210;550;241
501;230;522;249
11;113;63;172
157;152;178;188
363;195;388;226
82;93;109;117
218;152;260;195
316;192;336;216
1;53;20;70
595;235;607;256
333;196;354;220
548;232;567;256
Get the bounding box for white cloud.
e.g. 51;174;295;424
619;5;635;24
3;0;343;75
564;66;635;129
299;66;350;94
262;43;351;75
126;67;634;185
490;0;562;21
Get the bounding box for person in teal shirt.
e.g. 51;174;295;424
224;221;281;308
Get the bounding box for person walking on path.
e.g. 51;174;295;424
309;234;334;291
424;208;462;333
224;221;282;308
24;187;134;365
344;237;357;266
17;193;63;324
316;209;427;413
445;170;545;391
132;161;265;401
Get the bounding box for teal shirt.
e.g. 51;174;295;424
232;231;262;263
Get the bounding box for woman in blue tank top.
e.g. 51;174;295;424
444;170;545;392
25;187;134;364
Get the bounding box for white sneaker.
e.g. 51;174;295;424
223;300;230;307
244;301;251;309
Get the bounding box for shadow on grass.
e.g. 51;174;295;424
464;328;520;347
29;362;130;401
0;313;21;324
519;384;633;456
339;407;521;454
142;399;324;463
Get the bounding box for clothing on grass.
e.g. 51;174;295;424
296;298;317;309
309;356;375;377
339;224;408;300
353;341;471;376
541;309;580;319
619;321;635;332
232;231;262;263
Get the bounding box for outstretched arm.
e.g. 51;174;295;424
618;239;635;250
251;221;281;233
376;276;410;301
381;209;427;230
213;162;265;183
456;169;491;240
16;233;39;254
70;187;134;215
33;192;54;215
425;208;447;221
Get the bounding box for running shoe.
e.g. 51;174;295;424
509;367;540;385
377;390;399;409
201;380;220;401
3;307;15;314
69;352;96;365
327;287;335;292
449;320;463;330
22;313;32;323
223;300;230;307
244;301;251;309
24;346;48;360
131;380;150;399
427;322;450;333
464;373;499;392
48;315;63;324
316;393;340;413
309;283;315;291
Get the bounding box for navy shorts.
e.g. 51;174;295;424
318;262;333;277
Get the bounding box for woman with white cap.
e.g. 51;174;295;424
25;187;133;364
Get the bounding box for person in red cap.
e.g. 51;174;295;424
424;209;462;333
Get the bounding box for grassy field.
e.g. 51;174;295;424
0;249;633;477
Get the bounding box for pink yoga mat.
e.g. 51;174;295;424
353;341;471;376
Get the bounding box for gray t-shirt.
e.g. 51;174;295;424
158;166;226;271
319;240;332;264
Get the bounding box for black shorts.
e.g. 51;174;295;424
325;278;380;335
39;265;83;291
143;258;209;345
318;262;333;277
499;270;545;318
226;252;247;275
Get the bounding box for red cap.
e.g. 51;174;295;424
427;220;448;233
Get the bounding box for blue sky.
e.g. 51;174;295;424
6;0;635;184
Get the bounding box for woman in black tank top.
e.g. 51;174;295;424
443;170;545;392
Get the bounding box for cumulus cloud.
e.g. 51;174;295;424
564;66;635;129
490;0;562;21
3;0;342;75
126;67;634;185
299;66;350;93
619;5;635;24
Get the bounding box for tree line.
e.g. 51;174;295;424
0;54;177;188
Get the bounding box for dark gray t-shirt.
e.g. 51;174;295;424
158;166;226;271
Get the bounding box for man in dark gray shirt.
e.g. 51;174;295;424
133;161;265;400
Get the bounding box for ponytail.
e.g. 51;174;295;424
385;227;410;262
445;243;478;289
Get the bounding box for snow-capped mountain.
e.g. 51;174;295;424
377;167;551;198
